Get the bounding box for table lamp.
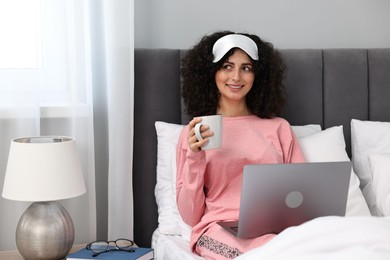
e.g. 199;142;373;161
2;136;86;260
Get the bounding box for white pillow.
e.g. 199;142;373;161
368;153;390;216
298;126;371;216
291;124;322;138
155;121;184;235
351;119;390;215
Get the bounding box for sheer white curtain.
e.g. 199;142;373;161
0;0;134;250
100;0;134;240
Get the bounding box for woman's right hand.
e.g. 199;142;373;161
188;117;214;152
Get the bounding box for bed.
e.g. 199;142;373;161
133;48;390;259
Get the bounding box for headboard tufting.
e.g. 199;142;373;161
133;48;390;247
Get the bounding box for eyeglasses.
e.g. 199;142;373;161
86;238;135;257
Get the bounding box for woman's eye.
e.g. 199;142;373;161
222;64;232;70
242;65;253;72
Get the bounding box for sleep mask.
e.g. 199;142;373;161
212;34;259;63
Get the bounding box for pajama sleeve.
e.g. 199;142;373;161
279;122;306;163
176;126;207;227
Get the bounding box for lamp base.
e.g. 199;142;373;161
16;201;75;260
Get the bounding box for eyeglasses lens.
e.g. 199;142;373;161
90;241;109;253
116;239;134;249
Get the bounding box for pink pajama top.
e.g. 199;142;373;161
176;116;305;252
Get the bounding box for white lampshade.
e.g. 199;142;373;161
2;136;86;202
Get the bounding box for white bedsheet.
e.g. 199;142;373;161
152;228;204;260
153;216;390;260
237;216;390;260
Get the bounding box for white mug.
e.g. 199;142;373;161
194;115;223;150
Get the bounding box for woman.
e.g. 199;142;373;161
176;31;305;259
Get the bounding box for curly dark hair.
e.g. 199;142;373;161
181;31;286;118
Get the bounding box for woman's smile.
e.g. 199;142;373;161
226;84;244;89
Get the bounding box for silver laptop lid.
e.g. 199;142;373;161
236;161;351;238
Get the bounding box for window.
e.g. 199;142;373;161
0;0;91;112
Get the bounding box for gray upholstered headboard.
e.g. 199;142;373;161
133;48;390;247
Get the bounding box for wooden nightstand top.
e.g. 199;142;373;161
0;244;85;260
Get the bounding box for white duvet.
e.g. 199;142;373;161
153;216;390;259
236;216;390;260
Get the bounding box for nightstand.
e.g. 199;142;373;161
0;244;85;260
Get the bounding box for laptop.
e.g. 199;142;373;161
217;161;351;238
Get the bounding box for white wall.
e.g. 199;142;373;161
135;0;390;49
